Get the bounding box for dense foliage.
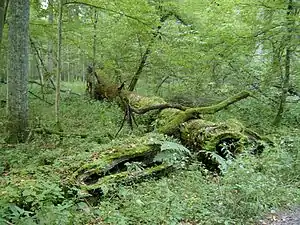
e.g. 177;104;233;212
0;0;300;224
1;90;300;224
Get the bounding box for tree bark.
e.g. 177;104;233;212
76;80;268;193
273;0;295;126
0;0;5;43
0;0;8;43
0;0;8;83
92;8;97;69
47;0;54;85
6;0;30;143
55;0;63;130
127;9;180;91
73;94;268;194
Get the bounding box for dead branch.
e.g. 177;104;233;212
1;80;54;105
131;103;188;114
33;128;88;138
29;90;53;105
30;37;56;89
159;91;251;135
29;80;81;96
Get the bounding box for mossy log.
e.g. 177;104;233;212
76;69;267;193
72;135;172;193
73;118;265;193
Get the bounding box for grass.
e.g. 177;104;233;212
1;82;300;224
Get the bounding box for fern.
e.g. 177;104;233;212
218;142;235;159
160;141;191;155
154;141;191;168
199;150;232;173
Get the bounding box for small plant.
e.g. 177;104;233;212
154;140;191;168
125;161;145;173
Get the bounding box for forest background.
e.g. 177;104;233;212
0;0;300;224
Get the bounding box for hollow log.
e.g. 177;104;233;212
72;135;172;193
73;118;266;193
75;68;269;194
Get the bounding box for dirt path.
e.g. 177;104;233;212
258;208;300;225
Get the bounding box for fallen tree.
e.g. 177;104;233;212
73;69;270;195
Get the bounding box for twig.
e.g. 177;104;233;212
4;220;14;225
33;128;88;138
30;37;56;89
29;80;81;96
29;90;53;105
64;1;152;28
1;80;54;104
131;103;188;114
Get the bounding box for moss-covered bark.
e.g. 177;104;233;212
73;135;171;192
78;74;266;193
180;119;247;154
157;91;250;135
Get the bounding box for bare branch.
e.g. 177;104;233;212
131;103;188;114
64;1;152;28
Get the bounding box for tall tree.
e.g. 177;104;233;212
0;0;8;43
56;0;63;130
0;0;8;82
0;0;5;43
47;0;54;86
273;0;296;126
6;0;30;143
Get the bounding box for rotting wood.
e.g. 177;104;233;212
71;72;270;195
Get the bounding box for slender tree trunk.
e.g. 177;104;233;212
128;47;151;91
55;0;62;130
87;8;98;97
36;55;44;98
82;57;85;82
47;0;54;87
0;0;8;83
79;47;84;82
0;0;5;43
273;48;291;126
67;62;70;82
6;0;30;143
273;0;294;126
0;0;8;43
93;9;97;68
128;13;170;91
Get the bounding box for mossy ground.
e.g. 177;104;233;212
1;82;300;224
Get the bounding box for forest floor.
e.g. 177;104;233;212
1;83;300;225
259;208;300;225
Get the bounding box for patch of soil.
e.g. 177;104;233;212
258;208;300;225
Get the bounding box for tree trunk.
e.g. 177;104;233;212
273;0;294;126
0;0;8;83
76;78;270;193
127;10;174;91
6;0;30;143
0;0;8;43
0;0;5;43
128;47;151;91
47;0;54;88
73;116;268;193
55;0;62;130
92;8;97;68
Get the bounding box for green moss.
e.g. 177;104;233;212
74;144;158;183
81;164;169;192
179;119;248;155
128;93;166;108
157;111;189;135
203;132;246;153
158;91;250;135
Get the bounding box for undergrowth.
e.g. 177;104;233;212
0;82;300;224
